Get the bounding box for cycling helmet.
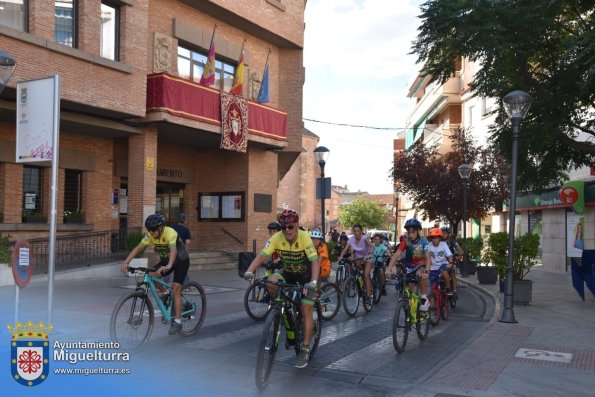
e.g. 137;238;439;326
310;229;324;239
429;228;443;238
145;214;165;231
441;226;451;233
278;209;299;226
267;221;282;231
404;218;422;230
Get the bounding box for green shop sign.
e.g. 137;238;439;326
515;182;594;210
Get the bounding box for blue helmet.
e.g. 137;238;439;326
441;226;451;233
404;218;422;230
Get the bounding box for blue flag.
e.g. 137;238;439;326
257;64;269;103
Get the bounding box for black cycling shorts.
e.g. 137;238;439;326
157;258;190;285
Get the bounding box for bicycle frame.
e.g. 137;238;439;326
136;270;194;324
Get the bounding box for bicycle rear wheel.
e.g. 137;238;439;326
449;279;457;308
440;292;449;320
244;282;272;321
429;292;440;326
110;291;154;350
179;281;207;336
416;306;430;340
392;301;408;353
319;282;341;321
362;277;373;313
255;308;281;389
372;268;383;304
335;265;345;285
342;277;359;316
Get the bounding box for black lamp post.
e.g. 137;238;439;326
0;50;16;95
499;90;532;324
458;163;472;278
314;146;330;234
393;187;400;244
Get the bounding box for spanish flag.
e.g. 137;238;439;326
200;26;216;87
229;44;245;95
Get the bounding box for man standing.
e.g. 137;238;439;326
172;213;191;249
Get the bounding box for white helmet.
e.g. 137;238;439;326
310;229;324;239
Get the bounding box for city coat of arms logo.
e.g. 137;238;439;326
8;320;52;387
20;87;27;104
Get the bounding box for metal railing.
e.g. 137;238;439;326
11;228;141;275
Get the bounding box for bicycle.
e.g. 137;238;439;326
371;256;388;304
448;258;460;308
110;266;206;350
318;279;341;321
342;258;373;316
244;264;275;321
255;280;323;389
334;258;350;285
428;271;449;326
391;265;430;353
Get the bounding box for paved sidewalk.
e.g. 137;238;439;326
420;266;595;397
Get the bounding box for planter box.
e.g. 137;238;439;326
513;279;533;305
465;260;477;275
476;266;498;284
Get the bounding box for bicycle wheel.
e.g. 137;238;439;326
372;268;383;304
319;282;341;321
449;280;457;309
342;277;359;316
416;305;430;341
440;292;449;320
255;308;281;389
244;282;272;321
110;291;154;350
295;303;323;359
362;276;373;313
179;281;207;336
428;292;440;326
392;301;408;353
335;265;345;285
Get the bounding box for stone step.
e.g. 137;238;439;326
189;261;237;271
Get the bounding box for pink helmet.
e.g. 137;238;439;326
278;209;299;226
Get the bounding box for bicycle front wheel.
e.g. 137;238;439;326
372;268;383;304
335;266;345;285
342;277;359;316
392;301;408;353
440;292;449;321
179;281;207;336
110;291;154;350
429;292;440;326
319;282;341;321
244;282;272;321
416;306;430;341
255;308;281;389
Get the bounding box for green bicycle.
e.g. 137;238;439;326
392;264;430;353
110;265;206;350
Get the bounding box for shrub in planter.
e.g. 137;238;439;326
325;241;339;263
0;234;11;264
461;236;483;274
125;232;146;258
482;232;508;279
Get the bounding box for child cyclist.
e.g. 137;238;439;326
428;228;454;295
310;229;331;282
372;233;389;295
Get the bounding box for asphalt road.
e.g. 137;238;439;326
0;268;495;397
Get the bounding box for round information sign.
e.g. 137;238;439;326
12;240;34;288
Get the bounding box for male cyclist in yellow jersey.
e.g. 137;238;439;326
121;214;190;335
243;209;320;368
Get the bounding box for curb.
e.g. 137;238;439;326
458;278;502;324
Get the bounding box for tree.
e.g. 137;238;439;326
338;198;387;230
412;0;595;191
392;129;510;234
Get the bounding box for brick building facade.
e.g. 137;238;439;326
0;0;306;253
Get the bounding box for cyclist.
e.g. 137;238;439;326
310;229;331;282
338;224;375;304
372;233;389;296
263;221;282;268
243;209;320;368
428;228;454;295
120;214;190;335
334;233;350;261
441;226;462;294
385;218;432;311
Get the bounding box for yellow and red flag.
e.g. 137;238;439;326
229;42;245;95
200;26;217;86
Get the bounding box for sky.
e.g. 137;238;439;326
303;0;424;194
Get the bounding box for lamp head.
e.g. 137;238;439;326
502;90;532;120
458;163;472;180
314;146;330;166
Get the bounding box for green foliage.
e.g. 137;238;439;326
0;234;11;265
325;241;339;263
481;232;540;280
125;232;145;258
461;236;483;262
412;1;595;191
337;197;387;230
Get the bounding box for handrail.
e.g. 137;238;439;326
221;227;244;246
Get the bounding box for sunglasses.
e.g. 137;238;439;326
281;225;296;231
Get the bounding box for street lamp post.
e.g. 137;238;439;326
458;163;472;278
0;50;16;95
393;187;400;244
314;146;330;234
500;90;532;324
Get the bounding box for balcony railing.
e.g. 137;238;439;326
146;73;287;141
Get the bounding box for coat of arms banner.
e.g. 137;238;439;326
220;92;248;153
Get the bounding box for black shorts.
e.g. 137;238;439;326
157;258;190;285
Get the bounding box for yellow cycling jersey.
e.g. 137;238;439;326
140;226;187;261
262;229;318;275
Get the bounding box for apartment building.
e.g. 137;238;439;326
0;0;306;252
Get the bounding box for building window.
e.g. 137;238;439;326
100;1;119;60
468;105;474;127
0;0;27;31
198;192;244;221
177;45;236;91
22;166;44;223
64;169;82;212
55;0;76;47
